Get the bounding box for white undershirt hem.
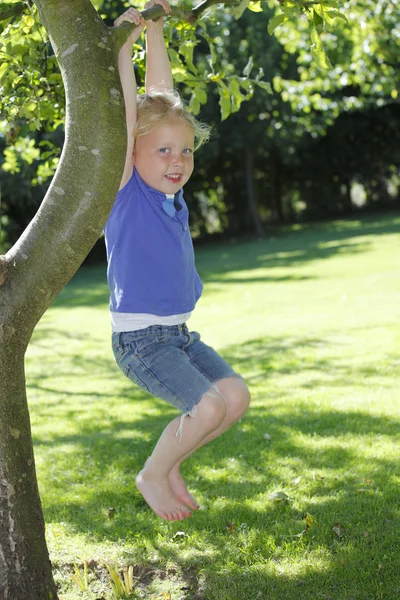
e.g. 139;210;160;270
111;311;192;333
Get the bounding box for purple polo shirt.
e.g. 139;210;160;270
104;168;203;315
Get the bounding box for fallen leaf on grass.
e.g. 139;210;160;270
286;512;316;538
332;522;345;539
305;513;315;530
105;507;116;519
362;478;373;485
269;491;290;502
171;531;187;542
226;521;235;532
313;472;324;481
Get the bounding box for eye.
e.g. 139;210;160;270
182;148;194;155
159;147;170;154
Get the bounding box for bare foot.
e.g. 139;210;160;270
136;469;191;521
169;466;199;511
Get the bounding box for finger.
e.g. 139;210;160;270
114;15;135;26
115;8;143;24
127;7;144;23
158;0;171;14
160;0;171;14
116;15;136;25
145;0;171;14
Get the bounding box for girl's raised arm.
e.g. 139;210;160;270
114;9;145;190
145;0;173;93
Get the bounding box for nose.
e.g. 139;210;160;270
171;152;183;168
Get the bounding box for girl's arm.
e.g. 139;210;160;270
145;0;173;92
114;9;145;190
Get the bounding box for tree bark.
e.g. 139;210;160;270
0;0;127;597
0;346;57;600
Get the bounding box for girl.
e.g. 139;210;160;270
106;1;250;521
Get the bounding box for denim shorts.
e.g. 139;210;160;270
112;323;238;413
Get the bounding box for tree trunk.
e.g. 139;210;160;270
0;346;57;600
271;149;284;222
0;0;128;596
342;179;353;212
244;145;265;237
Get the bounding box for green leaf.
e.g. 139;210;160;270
313;9;324;30
328;10;348;24
218;85;231;121
238;77;252;93
168;48;184;70
0;62;8;82
268;14;286;36
243;56;253;78
310;25;332;70
280;4;299;17
256;67;264;80
168;48;187;81
230;0;249;20
197;88;207;104
171;71;187;83
319;0;339;7
179;41;198;75
203;35;217;72
189;85;207;115
248;1;263;12
229;78;245;113
255;80;272;93
189;94;201;115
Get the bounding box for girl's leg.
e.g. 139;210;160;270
136;386;228;521
168;377;250;509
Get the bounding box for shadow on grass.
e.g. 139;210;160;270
222;335;400;391
49;212;400;308
32;331;400;599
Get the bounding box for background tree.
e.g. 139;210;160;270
188;0;400;231
0;0;362;249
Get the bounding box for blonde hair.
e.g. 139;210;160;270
134;89;211;150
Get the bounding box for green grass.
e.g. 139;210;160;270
27;212;400;600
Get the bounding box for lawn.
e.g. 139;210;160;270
26;212;400;600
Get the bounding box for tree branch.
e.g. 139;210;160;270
113;0;242;49
191;0;240;19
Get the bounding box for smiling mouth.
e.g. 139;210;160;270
165;174;182;183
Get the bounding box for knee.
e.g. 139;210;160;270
197;389;227;426
220;380;251;423
235;384;251;419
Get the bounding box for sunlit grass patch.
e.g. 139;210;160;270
27;213;400;599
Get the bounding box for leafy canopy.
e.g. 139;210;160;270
0;0;347;179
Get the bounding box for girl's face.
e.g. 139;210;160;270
133;119;195;194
